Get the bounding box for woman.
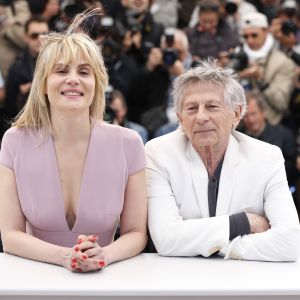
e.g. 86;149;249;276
0;11;147;272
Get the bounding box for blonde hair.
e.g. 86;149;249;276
13;9;108;131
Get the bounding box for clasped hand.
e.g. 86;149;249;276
62;235;106;272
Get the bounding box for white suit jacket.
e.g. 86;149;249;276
145;128;300;261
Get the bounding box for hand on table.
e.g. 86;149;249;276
62;235;106;272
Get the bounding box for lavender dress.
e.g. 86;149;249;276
0;122;146;247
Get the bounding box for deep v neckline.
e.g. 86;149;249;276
50;126;93;232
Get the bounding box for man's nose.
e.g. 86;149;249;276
196;107;209;123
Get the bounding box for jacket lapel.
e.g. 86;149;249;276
216;133;240;216
186;141;210;218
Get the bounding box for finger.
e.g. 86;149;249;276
75;258;101;272
74;241;97;253
77;234;88;244
87;235;98;243
84;247;104;258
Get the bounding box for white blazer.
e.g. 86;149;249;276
145;128;300;261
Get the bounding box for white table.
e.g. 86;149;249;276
0;253;300;299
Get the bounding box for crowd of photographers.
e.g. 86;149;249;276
1;0;300;208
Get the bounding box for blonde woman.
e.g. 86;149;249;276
0;11;147;272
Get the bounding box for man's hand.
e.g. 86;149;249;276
239;63;263;80
19;82;32;95
246;213;270;234
168;60;185;76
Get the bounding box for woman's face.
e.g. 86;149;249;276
46;57;95;115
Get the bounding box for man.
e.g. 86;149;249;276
239;12;295;125
129;28;192;136
5;15;49;119
241;90;297;187
186;0;239;60
145;60;300;261
109;89;148;144
115;0;164;66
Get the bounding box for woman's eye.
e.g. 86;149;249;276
56;69;67;74
79;69;90;75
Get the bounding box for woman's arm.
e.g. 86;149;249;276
0;164;71;266
103;169;148;265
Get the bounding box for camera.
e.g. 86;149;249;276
162;27;178;66
104;85;116;124
281;20;297;36
126;10;143;33
225;0;238;15
99;16;114;36
227;46;248;71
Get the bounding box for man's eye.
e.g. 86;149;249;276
187;107;197;111
207;105;218;109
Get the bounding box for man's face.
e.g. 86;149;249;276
199;11;219;33
26;22;49;57
124;0;149;13
177;82;241;152
243;98;266;134
242;27;268;50
110;97;127;124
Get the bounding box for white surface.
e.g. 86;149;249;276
1;253;300;299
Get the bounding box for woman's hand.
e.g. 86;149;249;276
61;235;106;272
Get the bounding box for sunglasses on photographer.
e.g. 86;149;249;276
242;33;259;40
28;32;48;40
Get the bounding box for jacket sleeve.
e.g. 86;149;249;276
263;56;295;114
146;142;231;257
220;147;300;262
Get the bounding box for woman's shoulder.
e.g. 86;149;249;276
2;126;46;148
94;122;142;142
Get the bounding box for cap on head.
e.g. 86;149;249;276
241;12;269;30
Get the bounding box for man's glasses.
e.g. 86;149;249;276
242;33;259;40
28;32;48;40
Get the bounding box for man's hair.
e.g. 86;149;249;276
14;9;108;132
199;0;220;13
245;89;266;112
24;15;49;34
172;59;247;118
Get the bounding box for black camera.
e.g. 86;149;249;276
162;28;178;66
281;20;298;36
227;46;248;71
225;0;238;15
104;85;116;124
99;16;114;36
126;10;143;33
163;48;179;66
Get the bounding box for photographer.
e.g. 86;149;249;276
186;0;239;60
238;12;296;125
128;28;192;137
0;0;31;80
115;0;164;66
105;89;148;144
277;20;300;132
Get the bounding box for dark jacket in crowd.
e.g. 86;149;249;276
5;48;36;119
115;10;164;66
187;18;240;59
242;122;297;185
128;65;170;131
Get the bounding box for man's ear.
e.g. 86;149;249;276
233;106;242;128
177;112;182;124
